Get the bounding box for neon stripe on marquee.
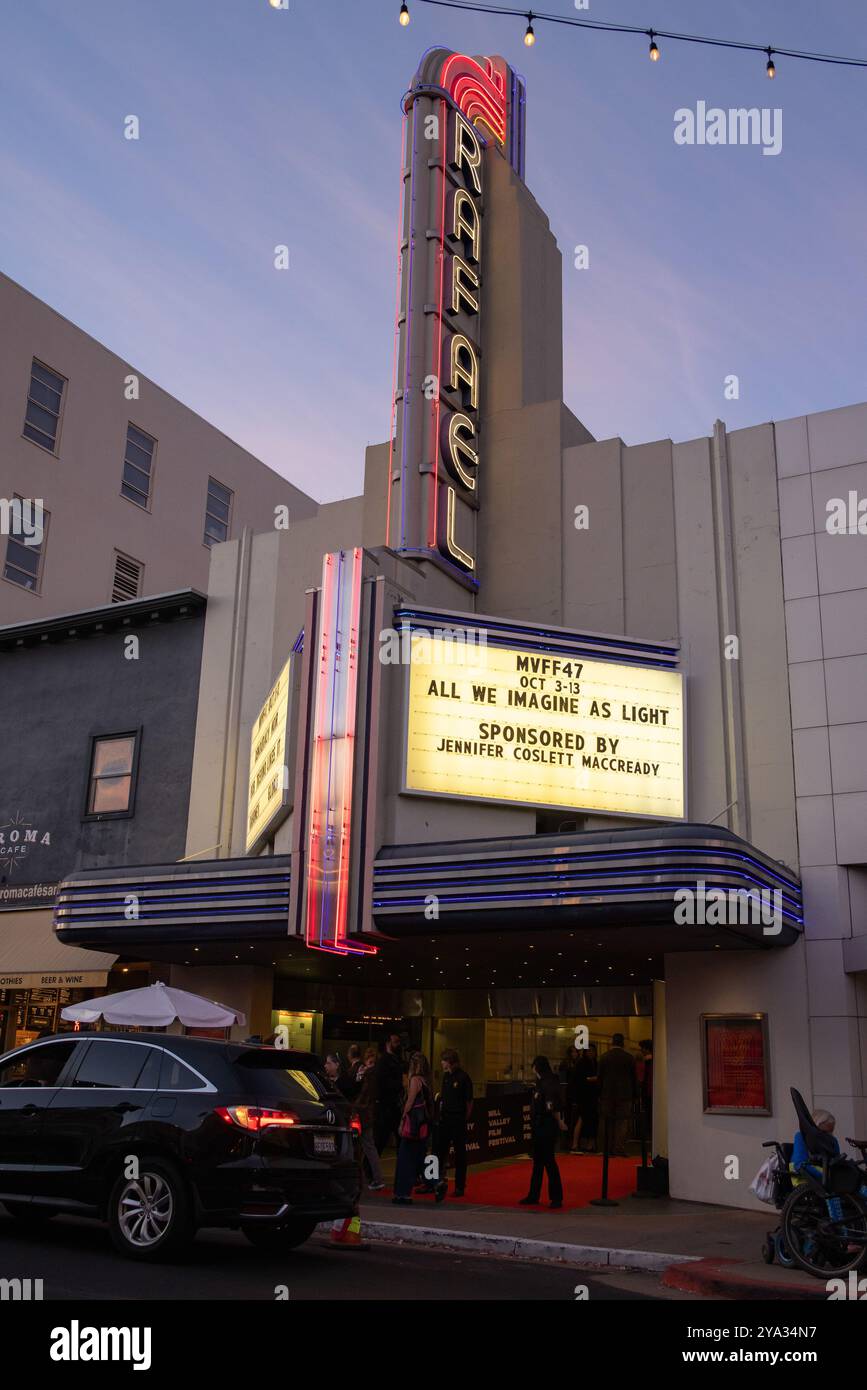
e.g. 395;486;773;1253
305;549;376;955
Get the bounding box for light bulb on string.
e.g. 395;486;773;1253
766;48;776;78
399;2;410;25
524;14;536;47
648;30;660;62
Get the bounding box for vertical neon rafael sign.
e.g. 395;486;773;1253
385;50;526;585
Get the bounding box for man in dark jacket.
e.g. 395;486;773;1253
373;1032;405;1156
432;1049;473;1200
598;1034;636;1156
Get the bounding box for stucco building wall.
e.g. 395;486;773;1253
0;273;318;623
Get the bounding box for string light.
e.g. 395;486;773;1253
648;29;659;62
399;2;410;24
411;1;867;73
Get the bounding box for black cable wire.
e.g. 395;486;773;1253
409;0;867;70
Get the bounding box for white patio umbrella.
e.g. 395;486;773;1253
60;980;246;1029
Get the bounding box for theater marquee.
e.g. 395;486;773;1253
405;637;685;819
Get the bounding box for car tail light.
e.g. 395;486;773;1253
215;1105;300;1132
349;1112;362;1138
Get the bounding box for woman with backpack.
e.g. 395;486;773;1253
392;1052;434;1205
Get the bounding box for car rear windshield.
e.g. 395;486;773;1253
231;1051;335;1102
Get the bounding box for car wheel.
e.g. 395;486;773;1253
241;1217;319;1251
3;1201;58;1225
107;1160;193;1261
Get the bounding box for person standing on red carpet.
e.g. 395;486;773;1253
598;1034;636;1157
519;1056;566;1208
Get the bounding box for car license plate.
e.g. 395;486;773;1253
314;1133;336;1155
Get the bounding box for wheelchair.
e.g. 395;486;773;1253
779;1087;867;1279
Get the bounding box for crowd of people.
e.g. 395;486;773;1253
323;1031;653;1209
324;1034;474;1205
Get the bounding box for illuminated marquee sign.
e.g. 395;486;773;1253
386;50;526;584
246;657;292;854
405;636;685;819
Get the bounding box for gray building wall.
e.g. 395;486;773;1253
0;600;205;888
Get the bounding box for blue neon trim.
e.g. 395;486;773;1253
372;881;803;925
58;872;291;897
373;865;801;912
55;902;290;925
393;608;679;658
374;846;800;893
55;890;290;915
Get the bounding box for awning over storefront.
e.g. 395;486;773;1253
54;857;292;953
52;825;802;961
372;823;803;949
0;908;116;989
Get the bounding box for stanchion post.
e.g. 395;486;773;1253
590;1109;619;1207
632;1097;661;1200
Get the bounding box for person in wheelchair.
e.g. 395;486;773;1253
791;1107;840;1184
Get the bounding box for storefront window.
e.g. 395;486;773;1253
1;985;96;1049
432;1015;651;1093
271;1009;321;1053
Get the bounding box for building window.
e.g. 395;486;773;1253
111;551;143;603
22;360;66;452
2;498;50;593
121;424;155;508
204;477;233;547
86;733;138;816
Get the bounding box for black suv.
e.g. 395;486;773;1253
0;1032;361;1260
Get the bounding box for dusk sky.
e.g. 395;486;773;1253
2;1;865;502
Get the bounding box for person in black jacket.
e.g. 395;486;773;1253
519;1055;565;1208
424;1049;473;1200
373;1033;405;1156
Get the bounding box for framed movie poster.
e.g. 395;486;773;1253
701;1013;771;1115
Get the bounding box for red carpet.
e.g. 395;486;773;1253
391;1154;639;1211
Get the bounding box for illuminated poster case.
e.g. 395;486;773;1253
701;1014;771;1115
404;634;685;820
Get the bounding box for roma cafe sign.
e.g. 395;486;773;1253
385;50;526;584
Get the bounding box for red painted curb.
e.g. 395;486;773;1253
662;1257;827;1301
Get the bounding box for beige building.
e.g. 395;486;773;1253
53;49;867;1211
0;272;317;622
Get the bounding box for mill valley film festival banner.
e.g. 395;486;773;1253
405;637;684;820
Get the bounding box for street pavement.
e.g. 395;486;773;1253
358;1190;827;1298
0;1210;671;1301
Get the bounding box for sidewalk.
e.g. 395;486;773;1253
354;1191;830;1299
